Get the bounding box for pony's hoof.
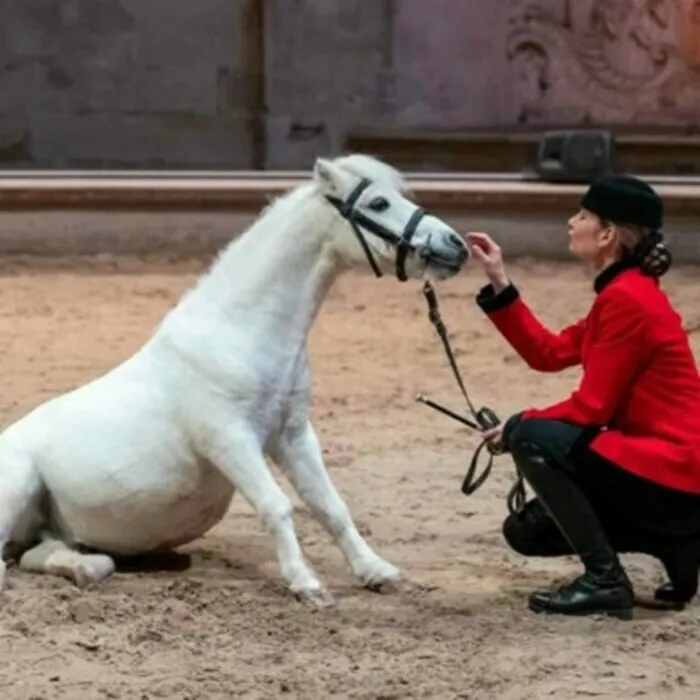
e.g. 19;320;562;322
294;585;335;608
74;554;116;589
357;557;402;592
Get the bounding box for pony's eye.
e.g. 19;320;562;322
367;196;390;212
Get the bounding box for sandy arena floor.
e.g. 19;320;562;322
1;253;700;700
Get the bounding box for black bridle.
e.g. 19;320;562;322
324;177;426;281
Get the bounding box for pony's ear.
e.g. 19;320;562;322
313;157;342;194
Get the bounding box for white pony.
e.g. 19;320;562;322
0;154;469;604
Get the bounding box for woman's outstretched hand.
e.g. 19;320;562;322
466;232;510;290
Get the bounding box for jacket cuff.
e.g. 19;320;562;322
475;282;519;314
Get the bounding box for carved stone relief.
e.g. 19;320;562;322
506;0;700;127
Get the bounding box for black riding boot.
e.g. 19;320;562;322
654;545;700;609
511;440;634;620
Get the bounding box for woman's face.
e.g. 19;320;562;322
567;208;617;267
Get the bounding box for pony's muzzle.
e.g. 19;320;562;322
422;231;469;270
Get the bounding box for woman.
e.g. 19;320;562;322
467;174;700;621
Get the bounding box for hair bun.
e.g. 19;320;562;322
637;231;672;277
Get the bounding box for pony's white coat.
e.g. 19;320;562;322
0;154;469;603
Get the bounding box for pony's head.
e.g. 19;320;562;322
313;154;469;281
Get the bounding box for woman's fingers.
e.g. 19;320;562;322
466;231;499;252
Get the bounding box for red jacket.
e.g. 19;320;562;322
476;260;700;494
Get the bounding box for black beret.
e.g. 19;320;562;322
580;174;663;230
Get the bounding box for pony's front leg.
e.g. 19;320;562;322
271;416;402;591
196;426;331;606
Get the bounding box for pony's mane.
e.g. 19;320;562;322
190;154;410;295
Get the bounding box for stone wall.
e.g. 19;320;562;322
2;0;700;170
0;0;253;168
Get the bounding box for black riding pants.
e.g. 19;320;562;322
502;417;700;559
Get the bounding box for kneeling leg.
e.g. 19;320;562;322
502;498;573;557
652;542;700;609
507;419;634;620
19;532;115;588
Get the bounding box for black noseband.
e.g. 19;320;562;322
324;178;426;281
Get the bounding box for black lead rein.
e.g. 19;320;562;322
416;280;527;516
322;177;525;513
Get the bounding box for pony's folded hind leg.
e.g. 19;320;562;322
19;532;115;589
0;453;44;592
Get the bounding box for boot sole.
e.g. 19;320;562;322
528;598;634;621
638;593;686;612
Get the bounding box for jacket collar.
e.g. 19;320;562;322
593;258;638;294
